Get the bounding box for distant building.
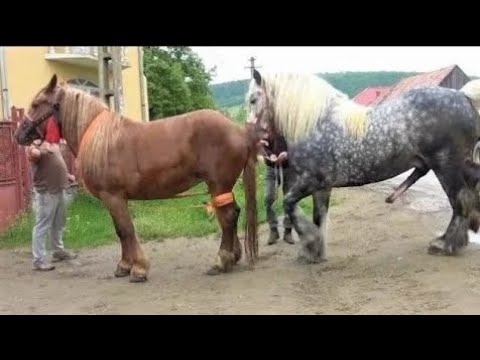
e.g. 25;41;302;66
353;65;471;106
353;86;391;106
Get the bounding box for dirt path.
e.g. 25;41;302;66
2;187;480;315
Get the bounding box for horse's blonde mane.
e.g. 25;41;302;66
60;86;125;180
260;72;370;141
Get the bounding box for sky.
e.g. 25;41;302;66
190;46;480;84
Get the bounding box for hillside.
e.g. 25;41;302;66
210;71;418;109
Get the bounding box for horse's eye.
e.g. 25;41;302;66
250;98;256;105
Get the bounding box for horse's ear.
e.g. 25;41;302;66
46;74;58;93
253;69;262;86
54;87;66;104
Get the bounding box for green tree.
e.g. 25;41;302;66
143;47;216;120
167;46;216;110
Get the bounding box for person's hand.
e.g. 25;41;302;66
268;154;277;162
26;143;41;162
67;174;76;182
277;151;288;163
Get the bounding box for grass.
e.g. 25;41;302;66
0;165;341;250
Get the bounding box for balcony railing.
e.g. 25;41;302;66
45;47;129;68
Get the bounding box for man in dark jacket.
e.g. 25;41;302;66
262;135;296;245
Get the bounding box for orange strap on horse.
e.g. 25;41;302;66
210;192;235;208
142;193;234;217
78;109;110;157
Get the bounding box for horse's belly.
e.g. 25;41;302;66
334;157;414;187
126;169;201;200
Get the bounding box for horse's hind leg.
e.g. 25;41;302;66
462;160;480;232
206;194;239;276
428;164;474;255
100;192;150;282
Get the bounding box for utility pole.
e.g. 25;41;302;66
245;56;261;79
98;47;124;114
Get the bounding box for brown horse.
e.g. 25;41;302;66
14;74;259;283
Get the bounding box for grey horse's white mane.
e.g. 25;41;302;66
253;72;370;141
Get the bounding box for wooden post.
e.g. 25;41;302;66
98;47;113;108
110;47;124;114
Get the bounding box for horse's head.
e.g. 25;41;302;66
14;74;65;146
246;69;275;142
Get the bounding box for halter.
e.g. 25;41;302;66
22;103;61;140
247;82;277;139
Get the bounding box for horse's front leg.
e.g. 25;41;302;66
100;192;150;283
284;173;326;264
311;188;332;259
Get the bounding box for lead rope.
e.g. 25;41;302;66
273;163;284;201
279;165;284;195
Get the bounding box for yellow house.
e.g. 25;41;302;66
0;46;149;122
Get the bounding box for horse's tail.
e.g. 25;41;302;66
243;124;259;264
461;79;480;110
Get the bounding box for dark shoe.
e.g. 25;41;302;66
52;250;78;262
33;262;55;271
283;229;295;244
267;229;280;245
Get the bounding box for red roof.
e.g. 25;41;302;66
353;86;392;105
375;65;458;104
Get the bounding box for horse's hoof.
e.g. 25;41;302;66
129;274;147;283
234;254;242;264
206;265;224;276
428;238;450;256
114;265;131;278
296;255;325;265
296;256;311;265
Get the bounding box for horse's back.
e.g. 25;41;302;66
365;85;480;169
90;109;247;199
144;109;240;137
373;86;479;139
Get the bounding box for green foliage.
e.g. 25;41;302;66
143;47;216;120
210;79;249;109
232;105;247;124
321;71;418;98
210;71;420;109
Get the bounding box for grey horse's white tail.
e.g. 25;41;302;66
461;79;480;110
461;80;480;168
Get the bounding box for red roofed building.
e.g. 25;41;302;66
376;65;470;104
353;86;392;106
353;65;471;106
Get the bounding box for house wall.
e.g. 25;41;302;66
2;47;145;121
441;66;471;90
4;47;98;112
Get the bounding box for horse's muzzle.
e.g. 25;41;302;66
14;119;39;145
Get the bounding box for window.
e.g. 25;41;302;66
67;79;100;97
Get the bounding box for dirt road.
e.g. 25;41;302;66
2;186;480;315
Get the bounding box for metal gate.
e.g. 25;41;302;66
0;107;30;232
